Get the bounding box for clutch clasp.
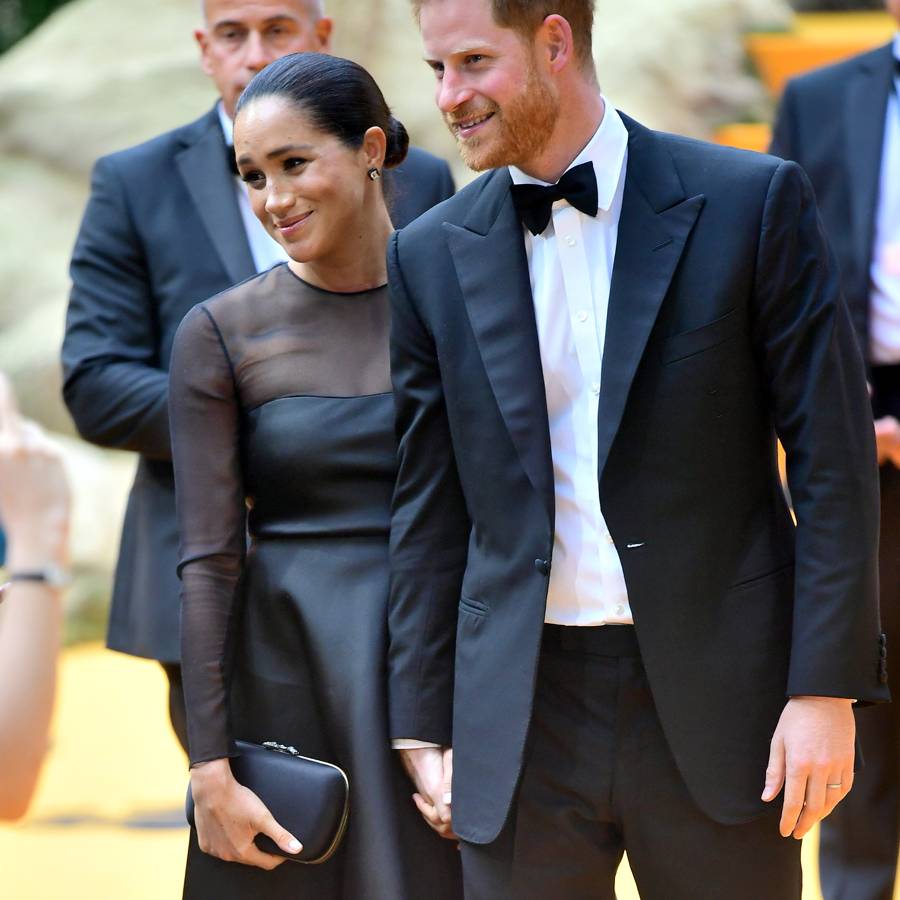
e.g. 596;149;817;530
262;741;302;757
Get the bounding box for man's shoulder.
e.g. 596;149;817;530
782;40;893;100
94;106;219;176
396;169;498;238
401;144;451;174
639;122;782;190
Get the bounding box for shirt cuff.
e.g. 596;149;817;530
392;739;442;749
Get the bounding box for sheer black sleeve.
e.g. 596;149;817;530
169;304;246;765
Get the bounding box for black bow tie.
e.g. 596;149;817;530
510;162;599;236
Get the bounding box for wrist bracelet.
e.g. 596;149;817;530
0;565;71;604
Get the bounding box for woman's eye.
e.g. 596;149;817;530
284;158;307;171
241;171;265;188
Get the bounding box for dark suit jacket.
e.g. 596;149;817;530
770;42;896;360
62;104;455;663
387;114;889;845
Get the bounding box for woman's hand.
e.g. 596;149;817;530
190;758;302;869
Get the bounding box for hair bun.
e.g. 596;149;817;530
383;116;409;168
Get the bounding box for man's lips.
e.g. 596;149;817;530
450;111;495;139
275;211;313;236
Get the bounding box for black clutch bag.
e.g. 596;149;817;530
186;740;350;864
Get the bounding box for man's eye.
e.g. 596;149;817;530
465;55;484;65
219;28;244;41
429;62;445;79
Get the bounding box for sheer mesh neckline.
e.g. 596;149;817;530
281;262;388;297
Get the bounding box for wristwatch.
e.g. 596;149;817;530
0;564;71;603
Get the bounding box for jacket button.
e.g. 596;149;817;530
534;558;551;576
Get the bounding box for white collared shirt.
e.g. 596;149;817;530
393;101;632;749
509;99;632;626
217;103;289;274
867;34;900;364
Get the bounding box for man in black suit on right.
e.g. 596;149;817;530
771;6;900;898
386;0;889;896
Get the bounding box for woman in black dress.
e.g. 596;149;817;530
169;52;462;899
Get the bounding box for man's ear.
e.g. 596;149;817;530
194;29;215;77
315;17;334;52
539;14;575;74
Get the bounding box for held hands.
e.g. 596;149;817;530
398;746;457;839
190;758;302;869
762;696;855;839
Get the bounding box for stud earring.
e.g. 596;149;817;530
367;167;382;182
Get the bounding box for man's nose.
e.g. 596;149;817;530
437;70;475;115
244;31;273;73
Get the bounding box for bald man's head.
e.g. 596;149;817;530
196;0;333;117
200;0;325;22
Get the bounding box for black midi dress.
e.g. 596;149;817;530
168;263;462;900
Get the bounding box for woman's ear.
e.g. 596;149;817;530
361;126;388;171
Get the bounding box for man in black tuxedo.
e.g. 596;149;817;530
771;5;900;897
62;0;454;752
386;0;889;896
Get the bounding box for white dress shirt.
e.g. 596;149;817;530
217;104;289;274
510;99;632;626
867;35;900;364
395;101;632;749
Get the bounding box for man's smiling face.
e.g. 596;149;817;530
420;0;560;171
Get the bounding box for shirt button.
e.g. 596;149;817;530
592;382;601;394
565;235;577;247
615;605;625;616
534;558;551;576
577;310;589;323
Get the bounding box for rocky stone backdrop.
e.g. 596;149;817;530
0;0;791;631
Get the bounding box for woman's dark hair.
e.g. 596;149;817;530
235;52;409;169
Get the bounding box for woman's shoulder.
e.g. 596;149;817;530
193;263;291;334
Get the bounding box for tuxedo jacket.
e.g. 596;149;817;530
770;42;896;361
62;104;455;663
387;114;889;844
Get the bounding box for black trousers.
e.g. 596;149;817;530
819;460;900;900
460;624;801;900
161;661;189;754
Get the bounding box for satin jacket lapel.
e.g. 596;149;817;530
599;116;704;481
176;109;256;285
444;170;555;525
845;44;893;269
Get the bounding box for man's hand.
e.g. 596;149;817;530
874;416;900;467
398;746;456;839
762;696;855;839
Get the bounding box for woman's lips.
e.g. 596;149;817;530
275;211;313;238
